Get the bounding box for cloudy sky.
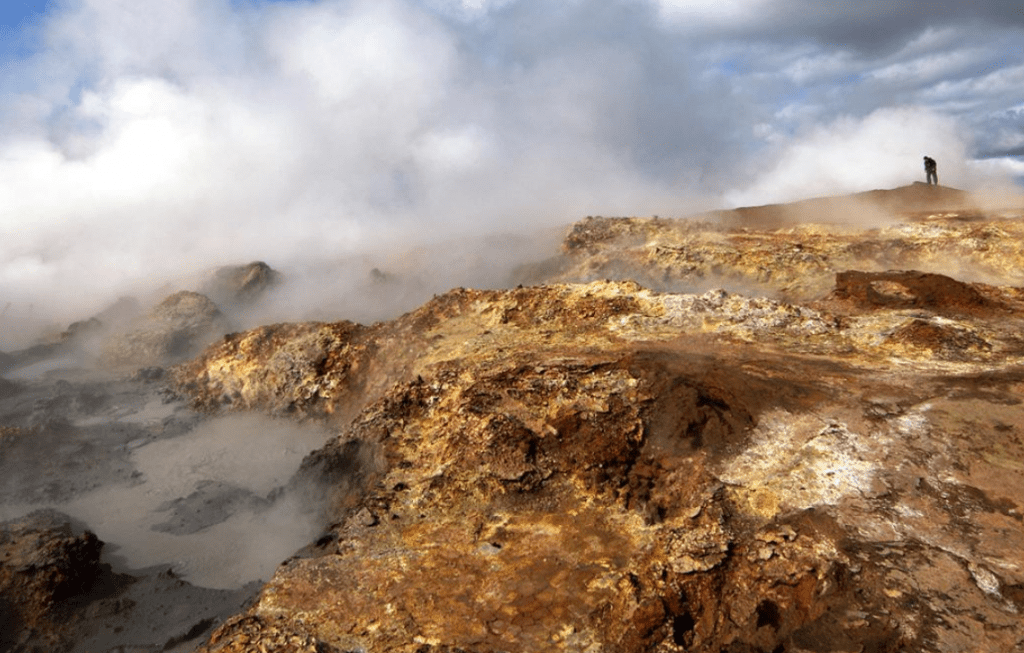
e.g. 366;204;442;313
1;0;1022;331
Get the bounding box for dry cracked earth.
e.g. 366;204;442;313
4;183;1024;652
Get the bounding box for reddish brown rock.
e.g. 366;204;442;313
177;269;1024;652
0;510;102;650
831;270;1004;314
10;186;1022;653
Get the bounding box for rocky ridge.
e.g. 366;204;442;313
553;185;1024;303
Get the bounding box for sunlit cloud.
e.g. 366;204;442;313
725;107;970;206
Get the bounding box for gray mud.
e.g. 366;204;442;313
50;559;260;653
153;480;272;536
0;354;332;652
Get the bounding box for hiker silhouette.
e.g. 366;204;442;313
923;156;938;186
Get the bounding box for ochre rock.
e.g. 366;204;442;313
24;187;1012;652
175;235;1024;652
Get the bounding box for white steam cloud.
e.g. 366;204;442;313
726;107;972;206
0;0;700;332
0;0;1020;337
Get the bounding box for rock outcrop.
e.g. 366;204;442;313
1;263;280;377
201;261;281;309
102;291;228;369
0;507;263;653
168;188;1024;653
0;510;103;650
176;271;1024;652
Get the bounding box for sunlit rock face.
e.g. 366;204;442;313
172;187;1024;653
554;185;1024;305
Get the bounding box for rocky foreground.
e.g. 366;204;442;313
5;184;1024;652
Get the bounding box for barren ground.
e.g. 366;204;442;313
4;184;1024;652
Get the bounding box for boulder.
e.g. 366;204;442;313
201;261;280;308
103;291;228;368
832;269;1003;315
0;509;103;649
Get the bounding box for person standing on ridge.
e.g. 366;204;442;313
923;156;938;186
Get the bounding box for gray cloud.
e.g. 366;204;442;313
667;1;1024;52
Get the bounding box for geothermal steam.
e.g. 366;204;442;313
50;414;330;590
1;0;1007;342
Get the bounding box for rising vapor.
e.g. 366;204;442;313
0;0;1018;342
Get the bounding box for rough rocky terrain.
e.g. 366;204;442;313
4;185;1024;652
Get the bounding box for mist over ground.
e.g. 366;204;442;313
0;412;334;589
1;0;1022;343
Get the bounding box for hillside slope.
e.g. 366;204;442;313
168;187;1024;653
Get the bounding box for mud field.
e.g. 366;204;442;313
0;357;339;651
